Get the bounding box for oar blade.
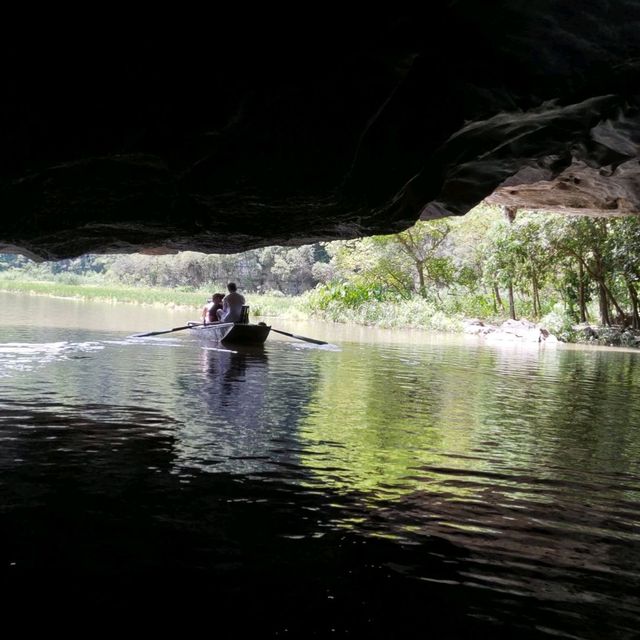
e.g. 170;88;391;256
291;334;327;345
132;330;161;338
271;328;328;345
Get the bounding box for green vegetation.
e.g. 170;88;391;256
304;206;640;338
2;204;640;342
0;280;306;318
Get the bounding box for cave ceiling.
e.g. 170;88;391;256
2;3;640;260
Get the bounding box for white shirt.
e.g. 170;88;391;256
219;291;246;322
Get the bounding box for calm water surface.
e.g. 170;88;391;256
1;292;640;637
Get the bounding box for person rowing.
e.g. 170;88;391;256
216;282;246;323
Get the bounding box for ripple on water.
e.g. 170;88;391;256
2;326;640;636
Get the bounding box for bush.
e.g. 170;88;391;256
304;287;466;332
313;280;408;310
53;273;81;286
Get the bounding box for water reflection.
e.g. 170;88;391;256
299;343;640;500
292;341;640;636
199;345;268;407
3;294;640;637
169;344;321;476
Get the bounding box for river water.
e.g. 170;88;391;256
1;291;639;637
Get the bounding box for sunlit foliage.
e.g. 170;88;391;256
2;204;640;332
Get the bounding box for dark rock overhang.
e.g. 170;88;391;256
1;3;640;260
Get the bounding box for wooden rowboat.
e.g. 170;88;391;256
187;321;271;345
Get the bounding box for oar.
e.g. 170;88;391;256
133;322;233;338
270;328;328;345
132;323;203;337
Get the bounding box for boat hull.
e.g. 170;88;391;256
189;322;271;345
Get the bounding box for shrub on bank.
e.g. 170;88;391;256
303;288;465;332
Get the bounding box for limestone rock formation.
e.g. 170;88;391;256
2;4;640;259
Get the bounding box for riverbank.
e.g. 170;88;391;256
2;278;639;348
0;279;308;319
0;278;468;332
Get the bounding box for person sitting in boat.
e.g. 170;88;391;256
202;292;224;324
217;282;246;323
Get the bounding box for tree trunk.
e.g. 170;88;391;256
598;283;611;326
592;237;626;322
578;261;587;322
416;261;427;298
508;282;516;320
493;284;503;312
605;286;624;321
503;206;517;223
571;249;625;321
505;207;516;320
628;282;640;330
532;275;539;319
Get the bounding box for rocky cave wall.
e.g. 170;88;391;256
1;3;640;260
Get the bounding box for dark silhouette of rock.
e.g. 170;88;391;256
2;4;640;259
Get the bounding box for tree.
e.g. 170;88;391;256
271;246;318;294
481;220;520;319
547;217;625;326
392;220;453;298
608;216;640;328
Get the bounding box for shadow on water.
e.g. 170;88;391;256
0;397;555;639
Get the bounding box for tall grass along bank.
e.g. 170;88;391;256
0;280;306;318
